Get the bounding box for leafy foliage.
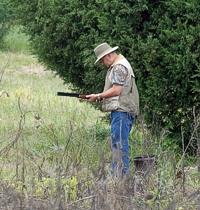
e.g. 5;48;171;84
132;0;200;143
8;0;200;144
0;0;12;43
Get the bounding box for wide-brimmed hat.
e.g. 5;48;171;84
94;43;118;64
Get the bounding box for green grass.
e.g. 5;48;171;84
2;25;30;53
0;27;108;178
0;26;199;209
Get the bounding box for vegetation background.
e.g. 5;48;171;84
7;0;200;145
0;0;199;209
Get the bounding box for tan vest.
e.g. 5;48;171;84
102;55;139;115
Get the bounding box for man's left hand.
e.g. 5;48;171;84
86;94;97;102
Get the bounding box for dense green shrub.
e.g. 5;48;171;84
132;0;200;145
0;0;11;43
7;0;141;92
8;0;200;145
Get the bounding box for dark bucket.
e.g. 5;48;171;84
133;155;157;173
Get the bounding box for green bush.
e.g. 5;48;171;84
8;0;200;146
0;0;11;44
132;0;200;145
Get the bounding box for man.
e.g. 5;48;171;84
86;43;139;178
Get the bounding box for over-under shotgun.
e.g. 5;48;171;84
57;92;87;99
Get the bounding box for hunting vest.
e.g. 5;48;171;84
102;54;139;115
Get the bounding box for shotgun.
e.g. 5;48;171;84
57;92;88;99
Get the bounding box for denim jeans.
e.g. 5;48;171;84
110;111;135;178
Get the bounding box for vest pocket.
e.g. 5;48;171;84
102;96;119;112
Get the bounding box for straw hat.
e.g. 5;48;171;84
94;43;118;64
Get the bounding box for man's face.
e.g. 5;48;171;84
100;54;112;67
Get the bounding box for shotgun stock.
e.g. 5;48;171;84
57;92;88;99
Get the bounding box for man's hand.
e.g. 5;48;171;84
86;85;123;103
86;94;97;102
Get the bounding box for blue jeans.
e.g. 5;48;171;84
110;111;135;177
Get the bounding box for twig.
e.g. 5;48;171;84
0;55;10;83
67;194;96;206
192;107;200;173
181;126;186;197
0;91;9;97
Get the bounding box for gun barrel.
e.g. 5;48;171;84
57;92;87;99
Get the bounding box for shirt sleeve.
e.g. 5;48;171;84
111;64;128;85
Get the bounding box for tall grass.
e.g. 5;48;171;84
0;27;199;210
